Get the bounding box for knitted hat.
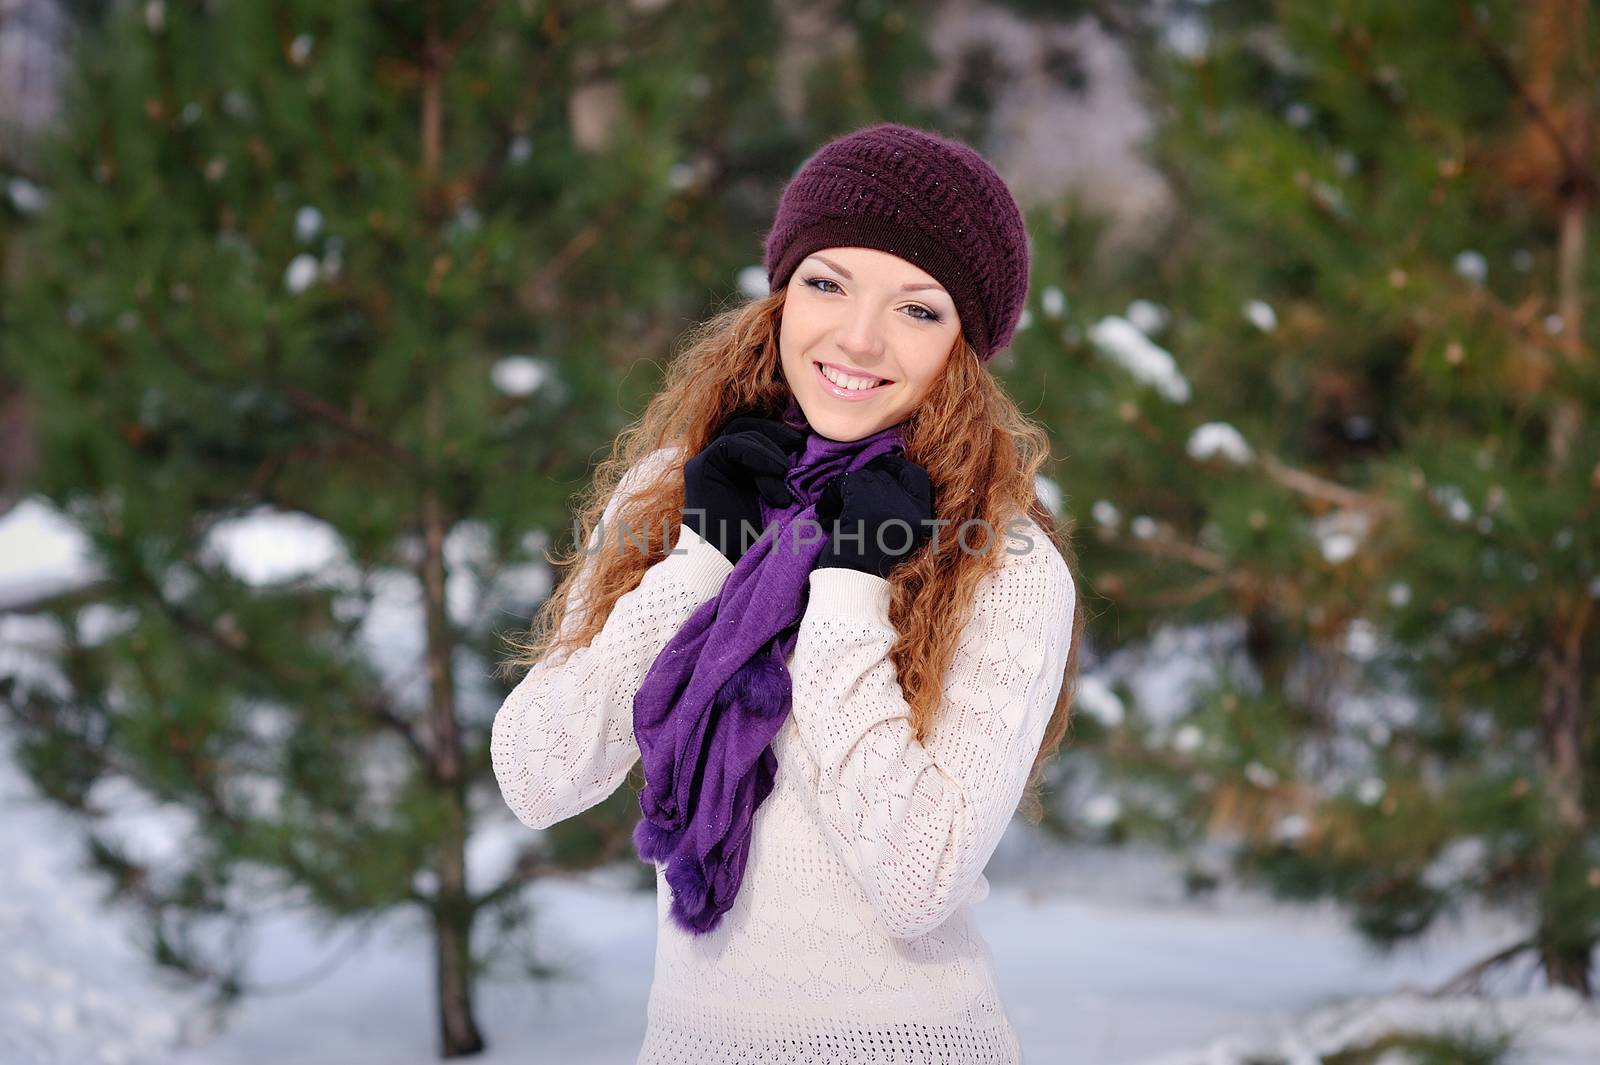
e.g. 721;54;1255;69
763;122;1031;362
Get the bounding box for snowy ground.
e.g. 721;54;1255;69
7;732;1599;1065
4;497;1599;1064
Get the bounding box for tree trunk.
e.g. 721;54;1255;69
1537;592;1589;838
422;465;485;1055
1527;0;1595;995
431;794;486;1056
417;5;486;1051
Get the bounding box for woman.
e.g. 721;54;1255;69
492;122;1085;1064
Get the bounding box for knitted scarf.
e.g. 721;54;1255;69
631;396;903;935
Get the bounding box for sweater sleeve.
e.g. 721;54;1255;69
490;447;733;831
787;528;1076;939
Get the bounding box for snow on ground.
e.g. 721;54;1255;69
0;726;205;1065
1130;987;1599;1065
8;756;1599;1065
983;834;1600;1063
4;496;1600;1064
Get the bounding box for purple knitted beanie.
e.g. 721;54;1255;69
763;122;1031;362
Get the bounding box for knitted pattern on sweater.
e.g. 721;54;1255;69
491;447;1077;1063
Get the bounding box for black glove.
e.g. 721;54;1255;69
683;416;804;565
814;453;936;580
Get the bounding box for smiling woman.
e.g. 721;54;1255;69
492;122;1085;1065
780;246;963;442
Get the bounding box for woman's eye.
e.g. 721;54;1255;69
803;277;941;323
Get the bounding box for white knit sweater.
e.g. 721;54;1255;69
490;447;1077;1064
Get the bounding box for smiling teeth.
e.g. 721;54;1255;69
820;364;884;390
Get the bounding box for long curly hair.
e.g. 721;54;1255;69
497;285;1086;824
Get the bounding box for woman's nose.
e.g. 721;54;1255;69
835;304;885;358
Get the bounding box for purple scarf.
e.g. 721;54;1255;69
632;396;903;935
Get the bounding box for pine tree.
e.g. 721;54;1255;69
2;0;941;1055
1018;0;1599;994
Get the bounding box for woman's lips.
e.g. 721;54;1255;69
813;360;892;401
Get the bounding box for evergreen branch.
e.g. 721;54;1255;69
1101;736;1203;775
1129;393;1393;525
215;911;388;998
136;303;425;470
1136;572;1231;609
275;384;425;469
1453;0;1593;197
306;93;353;183
1309;13;1599;367
10;677;385;963
1111;525;1232;574
1460;282;1599;365
121;561;436;777
470;820;639;915
1328;21;1411;119
1428;936;1538;997
1294;182;1599;364
1257;451;1398;516
12;692;262;1005
515;202;627;314
438;0;501;71
0;576;114;616
463;62;543;207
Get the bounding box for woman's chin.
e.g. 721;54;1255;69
806;406;883;438
801;403;886;442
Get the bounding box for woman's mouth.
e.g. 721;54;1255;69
813;360;893;401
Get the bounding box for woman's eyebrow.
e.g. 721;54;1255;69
809;255;948;295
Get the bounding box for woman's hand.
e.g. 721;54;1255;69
814;453;935;579
683;416;804;565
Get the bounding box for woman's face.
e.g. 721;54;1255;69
778;246;961;442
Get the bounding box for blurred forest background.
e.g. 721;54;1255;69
1;0;1596;1063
